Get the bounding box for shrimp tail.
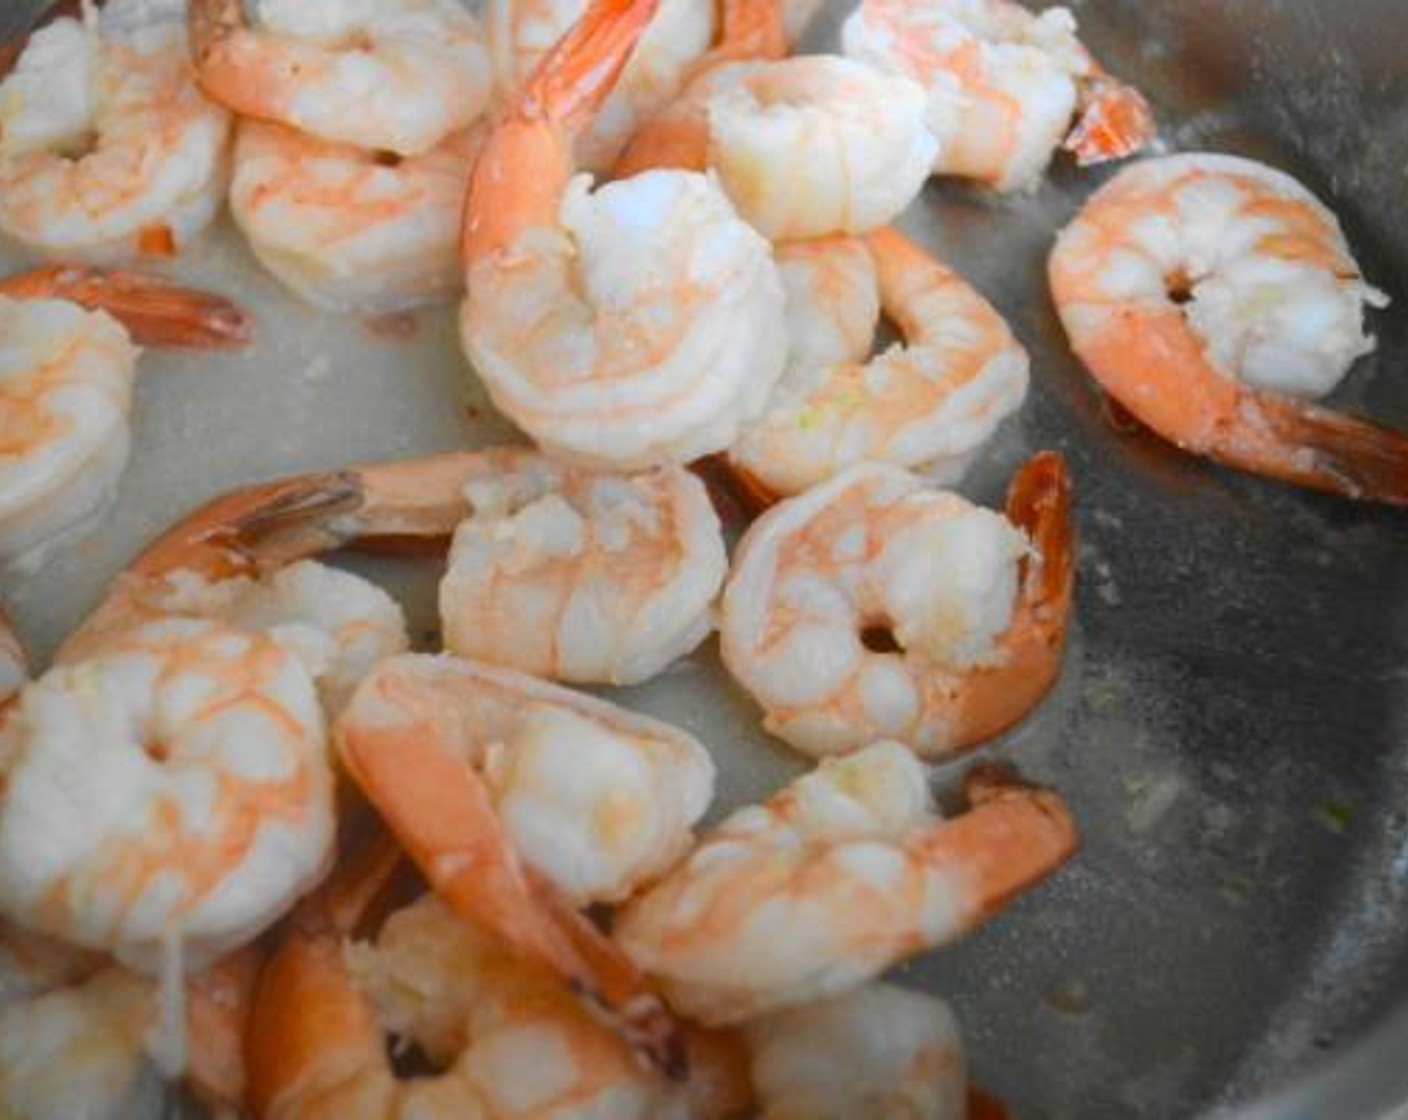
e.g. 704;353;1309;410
968;1084;1012;1120
950;452;1074;748
336;673;687;1079
924;762;1078;924
463;0;659;263
0;267;253;349
522;0;661;127
1064;75;1156;166
1248;393;1408;506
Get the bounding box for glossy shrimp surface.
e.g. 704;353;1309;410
439;448;726;685
338;653;715;907
230;121;483;314
0;0;231;261
460;0;787;469
615;741;1077;1024
0;617;335;973
721;455;1072;759
0;268;250;565
732;228;1028;496
842;0;1153;190
189;0;491;157
1049;152;1408;504
700;56;937;240
747;982;968;1119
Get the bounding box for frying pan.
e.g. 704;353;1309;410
1;0;1406;1116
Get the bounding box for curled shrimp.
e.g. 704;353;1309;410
842;0;1154;191
188;0;492;157
0;0;231;261
248;842;746;1119
0;929;261;1119
731;228;1028;497
439;447;727;685
1049;152;1408;505
720;453;1073;759
747;983;968;1120
0;616;336;973
615;51;936;241
336;653;710;1069
616;741;1077;1024
0;266;251;564
230;122;483;314
460;0;787;469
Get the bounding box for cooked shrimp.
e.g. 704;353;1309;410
487;0;712;173
0;267;251;563
230;121;482;314
188;0;492;157
336;654;710;1069
616;741;1077;1024
0;945;261;1119
0;617;335;974
249;843;744;1119
747;983;967;1120
842;0;1154;191
70;558;411;716
1049;152;1408;504
339;653;715;905
439;448;726;684
460;0;788;469
731;228;1028;497
0;0;231;261
614;54;936;241
720;453;1073;759
0;966;165;1120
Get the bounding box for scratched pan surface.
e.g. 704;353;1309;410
2;0;1407;1117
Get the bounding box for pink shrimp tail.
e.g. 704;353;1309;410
461;0;660;263
1257;394;1408;506
0;267;253;349
1065;77;1156;166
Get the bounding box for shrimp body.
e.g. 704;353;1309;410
842;0;1152;191
748;983;967;1120
0;296;135;563
440;448;726;685
0;618;335;973
0;269;249;564
190;0;492;157
732;228;1028;496
0;932;261;1119
75;559;412;716
487;0;713;172
0;0;230;261
1049;153;1408;503
701;56;937;240
250;883;666;1119
616;742;1077;1024
461;0;787;469
230;122;481;314
339;654;715;906
721;455;1072;759
0;967;163;1120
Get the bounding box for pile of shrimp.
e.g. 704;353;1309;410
0;0;1405;1115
